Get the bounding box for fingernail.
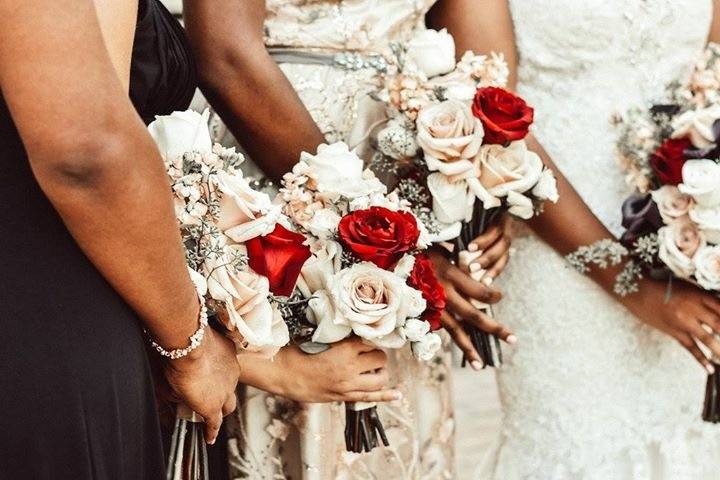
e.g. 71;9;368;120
470;263;481;273
707;364;716;375
471;360;484;371
482;276;494;286
208;438;216;445
469;244;479;252
392;391;403;400
506;335;518;345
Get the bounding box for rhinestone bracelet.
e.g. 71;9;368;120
147;290;209;360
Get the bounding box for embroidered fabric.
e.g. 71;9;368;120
479;1;720;478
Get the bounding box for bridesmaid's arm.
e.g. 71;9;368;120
709;0;720;44
428;0;720;369
183;0;325;182
0;0;238;442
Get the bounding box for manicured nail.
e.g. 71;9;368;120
392;391;403;400
707;364;716;375
471;360;483;371
506;335;518;345
470;263;481;273
482;276;494;286
208;438;216;445
469;243;479;252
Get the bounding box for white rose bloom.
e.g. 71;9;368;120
300;142;386;200
148;109;213;159
204;252;289;356
416;100;484;179
393;254;416;280
506;190;535;220
475;140;544;197
401;319;431;342
658;219;706;279
671;104;720;148
532;168;559;203
306;208;342;240
693;245;720;290
651;185;694;224
411;332;442;361
310;263;426;347
406;28;456;78
689;204;720;244
215;170;281;242
679;160;720;207
427;172;475;223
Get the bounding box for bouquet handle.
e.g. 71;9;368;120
166;404;210;480
344;401;389;453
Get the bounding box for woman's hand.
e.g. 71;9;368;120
458;215;514;282
163;328;241;445
427;247;516;370
624;279;720;372
240;338;402;404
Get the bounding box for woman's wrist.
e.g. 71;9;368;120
237;349;288;397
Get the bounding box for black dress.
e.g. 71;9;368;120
0;1;196;478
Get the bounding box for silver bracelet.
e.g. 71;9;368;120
147;292;209;360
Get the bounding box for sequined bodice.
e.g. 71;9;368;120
264;0;436;52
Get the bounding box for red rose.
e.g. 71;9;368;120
338;207;420;270
246;223;311;297
472;86;534;145
407;254;446;331
649;138;691;186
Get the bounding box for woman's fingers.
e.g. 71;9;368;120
439;310;482;370
448;267;502;304
686;316;720;360
358;349;388;373
476;234;511;269
348;369;390;392
702;295;720;318
446;289;515;342
469;224;504;252
342;389;403;403
485;251;510;281
203;410;223;445
222;393;238;417
674;330;714;373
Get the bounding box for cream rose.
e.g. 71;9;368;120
694;245;720;290
651;185;694;224
205;251;289;356
658;219;706;279
475;141;544;196
406;28;456;78
309;263;426;348
215;170;280;243
411;332;442;361
148;109;213;159
678;159;720;207
671;104;720;148
401;318;431;342
300;142;386;200
689;205;720;244
427;172;475;223
532;168;559;203
416;100;484;179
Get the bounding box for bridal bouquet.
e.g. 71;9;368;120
148;110;311;477
277;141;446;453
568;44;720;422
370;29;559;367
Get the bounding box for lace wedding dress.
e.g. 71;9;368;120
210;2;456;479
479;1;720;478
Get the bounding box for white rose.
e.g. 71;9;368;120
658;219;706;279
679;160;720;207
651;185;694;224
427;172;475;223
406;28;456;78
671;104;720;148
416;100;484;179
148;109;213;159
300;142;386;199
215;170;280;242
532;168;559;203
474;141;544;197
694;245;720;290
411;332;442;361
205;252;289;356
310;263;426;347
306;208;342;240
689;204;720;244
393;254;416;280
401;318;431;342
506;190;535;220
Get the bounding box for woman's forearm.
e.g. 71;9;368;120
184;0;325;182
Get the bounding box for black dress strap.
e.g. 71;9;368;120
130;0;197;124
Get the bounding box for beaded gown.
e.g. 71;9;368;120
0;0;195;477
205;1;456;479
479;1;720;478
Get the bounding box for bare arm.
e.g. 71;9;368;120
0;0;239;440
710;0;720;44
183;0;325;182
428;0;720;369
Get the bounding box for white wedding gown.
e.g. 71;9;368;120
480;1;720;479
